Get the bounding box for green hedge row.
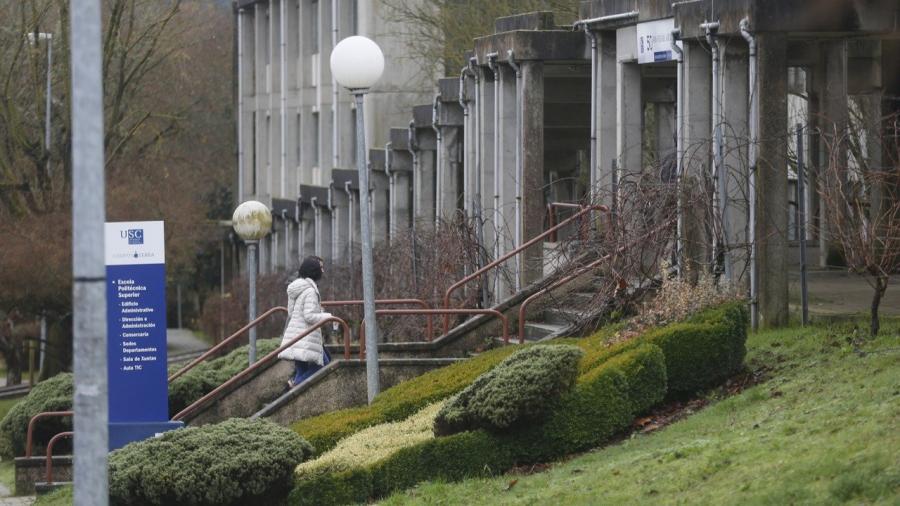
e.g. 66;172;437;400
288;344;666;505
292;345;520;454
109;418;314;506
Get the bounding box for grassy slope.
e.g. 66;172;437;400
383;323;900;505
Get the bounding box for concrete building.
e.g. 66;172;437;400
233;0;434;272
233;0;899;328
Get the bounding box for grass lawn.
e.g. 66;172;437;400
383;322;900;505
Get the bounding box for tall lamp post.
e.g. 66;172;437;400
330;36;385;403
26;32;53;175
232;201;272;365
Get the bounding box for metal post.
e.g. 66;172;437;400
45;36;53;175
247;240;258;364
797;124;809;325
220;238;226;341
70;0;109;502
354;92;380;402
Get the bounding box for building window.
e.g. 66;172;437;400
351;0;358;35
312;112;320;167
296;112;302;164
251;112;257;195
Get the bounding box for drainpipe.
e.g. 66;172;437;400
344;181;354;262
280;0;287;197
459;66;473;216
311;196;322;257
237;9;244;201
329;183;338;263
281;209;290;268
507;49;522;292
470;56;489;307
486;52;501;296
703;20;728;281
408;120;419;223
671;28;684;278
332;0;340;171
740;18;759;330
432;93;442;227
384;141;395;242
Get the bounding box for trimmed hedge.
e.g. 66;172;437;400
292;345;520;454
287;344;666;505
434;345;583;436
168;338;281;414
109;418;313;506
0;373;73;458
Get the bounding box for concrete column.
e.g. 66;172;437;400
414;131;437;226
331;186;350;263
521;61;544;286
681;40;713;277
370;167;389;245
497;64;518;299
756;33;789;328
439;126;463;217
595;31;617;206
478;68;497;260
463;73;477;219
301;208;315;258
818;40;849;266
721;43;750;289
616;61;642;179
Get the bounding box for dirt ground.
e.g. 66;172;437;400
788;270;900;318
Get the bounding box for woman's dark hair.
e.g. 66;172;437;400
297;256;324;281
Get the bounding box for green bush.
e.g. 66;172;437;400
287;344;665;505
434;345;583;436
168;338;281;414
292;345;520;454
109;418;313;506
0;373;73;458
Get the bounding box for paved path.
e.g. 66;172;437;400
789;270;900;317
167;328;210;356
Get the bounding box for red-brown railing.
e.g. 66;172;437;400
168;306;288;382
171;316;351;422
360;308;512;347
44;431;72;484
25;411;73;458
546;202;589;242
323;299;433;341
442;204;608;333
518;255;609;340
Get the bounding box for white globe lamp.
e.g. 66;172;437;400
330;36;385;91
231;200;272;364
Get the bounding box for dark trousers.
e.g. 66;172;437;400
291;349;331;385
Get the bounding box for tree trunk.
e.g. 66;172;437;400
870;275;888;337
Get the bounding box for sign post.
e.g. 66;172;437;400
105;221;182;448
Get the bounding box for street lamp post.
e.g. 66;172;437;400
232;201;272;365
330;36;385;403
26;32;53;175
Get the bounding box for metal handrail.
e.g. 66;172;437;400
171;316;351;422
322;299;434;341
25;411;73;458
360;308;512;347
168;306;288;382
442;204;608;332
518;255;609;340
44;431;72;484
547;202;588;242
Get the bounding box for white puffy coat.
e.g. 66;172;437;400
277;277;332;364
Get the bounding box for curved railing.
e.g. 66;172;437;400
546;202;588;242
25;411;73;458
44;431;73;484
168;306;288;382
442;204;609;333
360;308;512;347
170;316;351;422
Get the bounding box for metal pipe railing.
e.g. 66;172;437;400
547;202;589;242
442;204;608;333
168;306;288;382
361;308;512;346
25;411;73;458
518;256;609;340
322;299;433;341
44;431;73;484
171;316;351;422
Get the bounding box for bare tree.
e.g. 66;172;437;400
818;110;900;336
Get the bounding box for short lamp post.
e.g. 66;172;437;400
232;201;272;365
330;35;385;403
